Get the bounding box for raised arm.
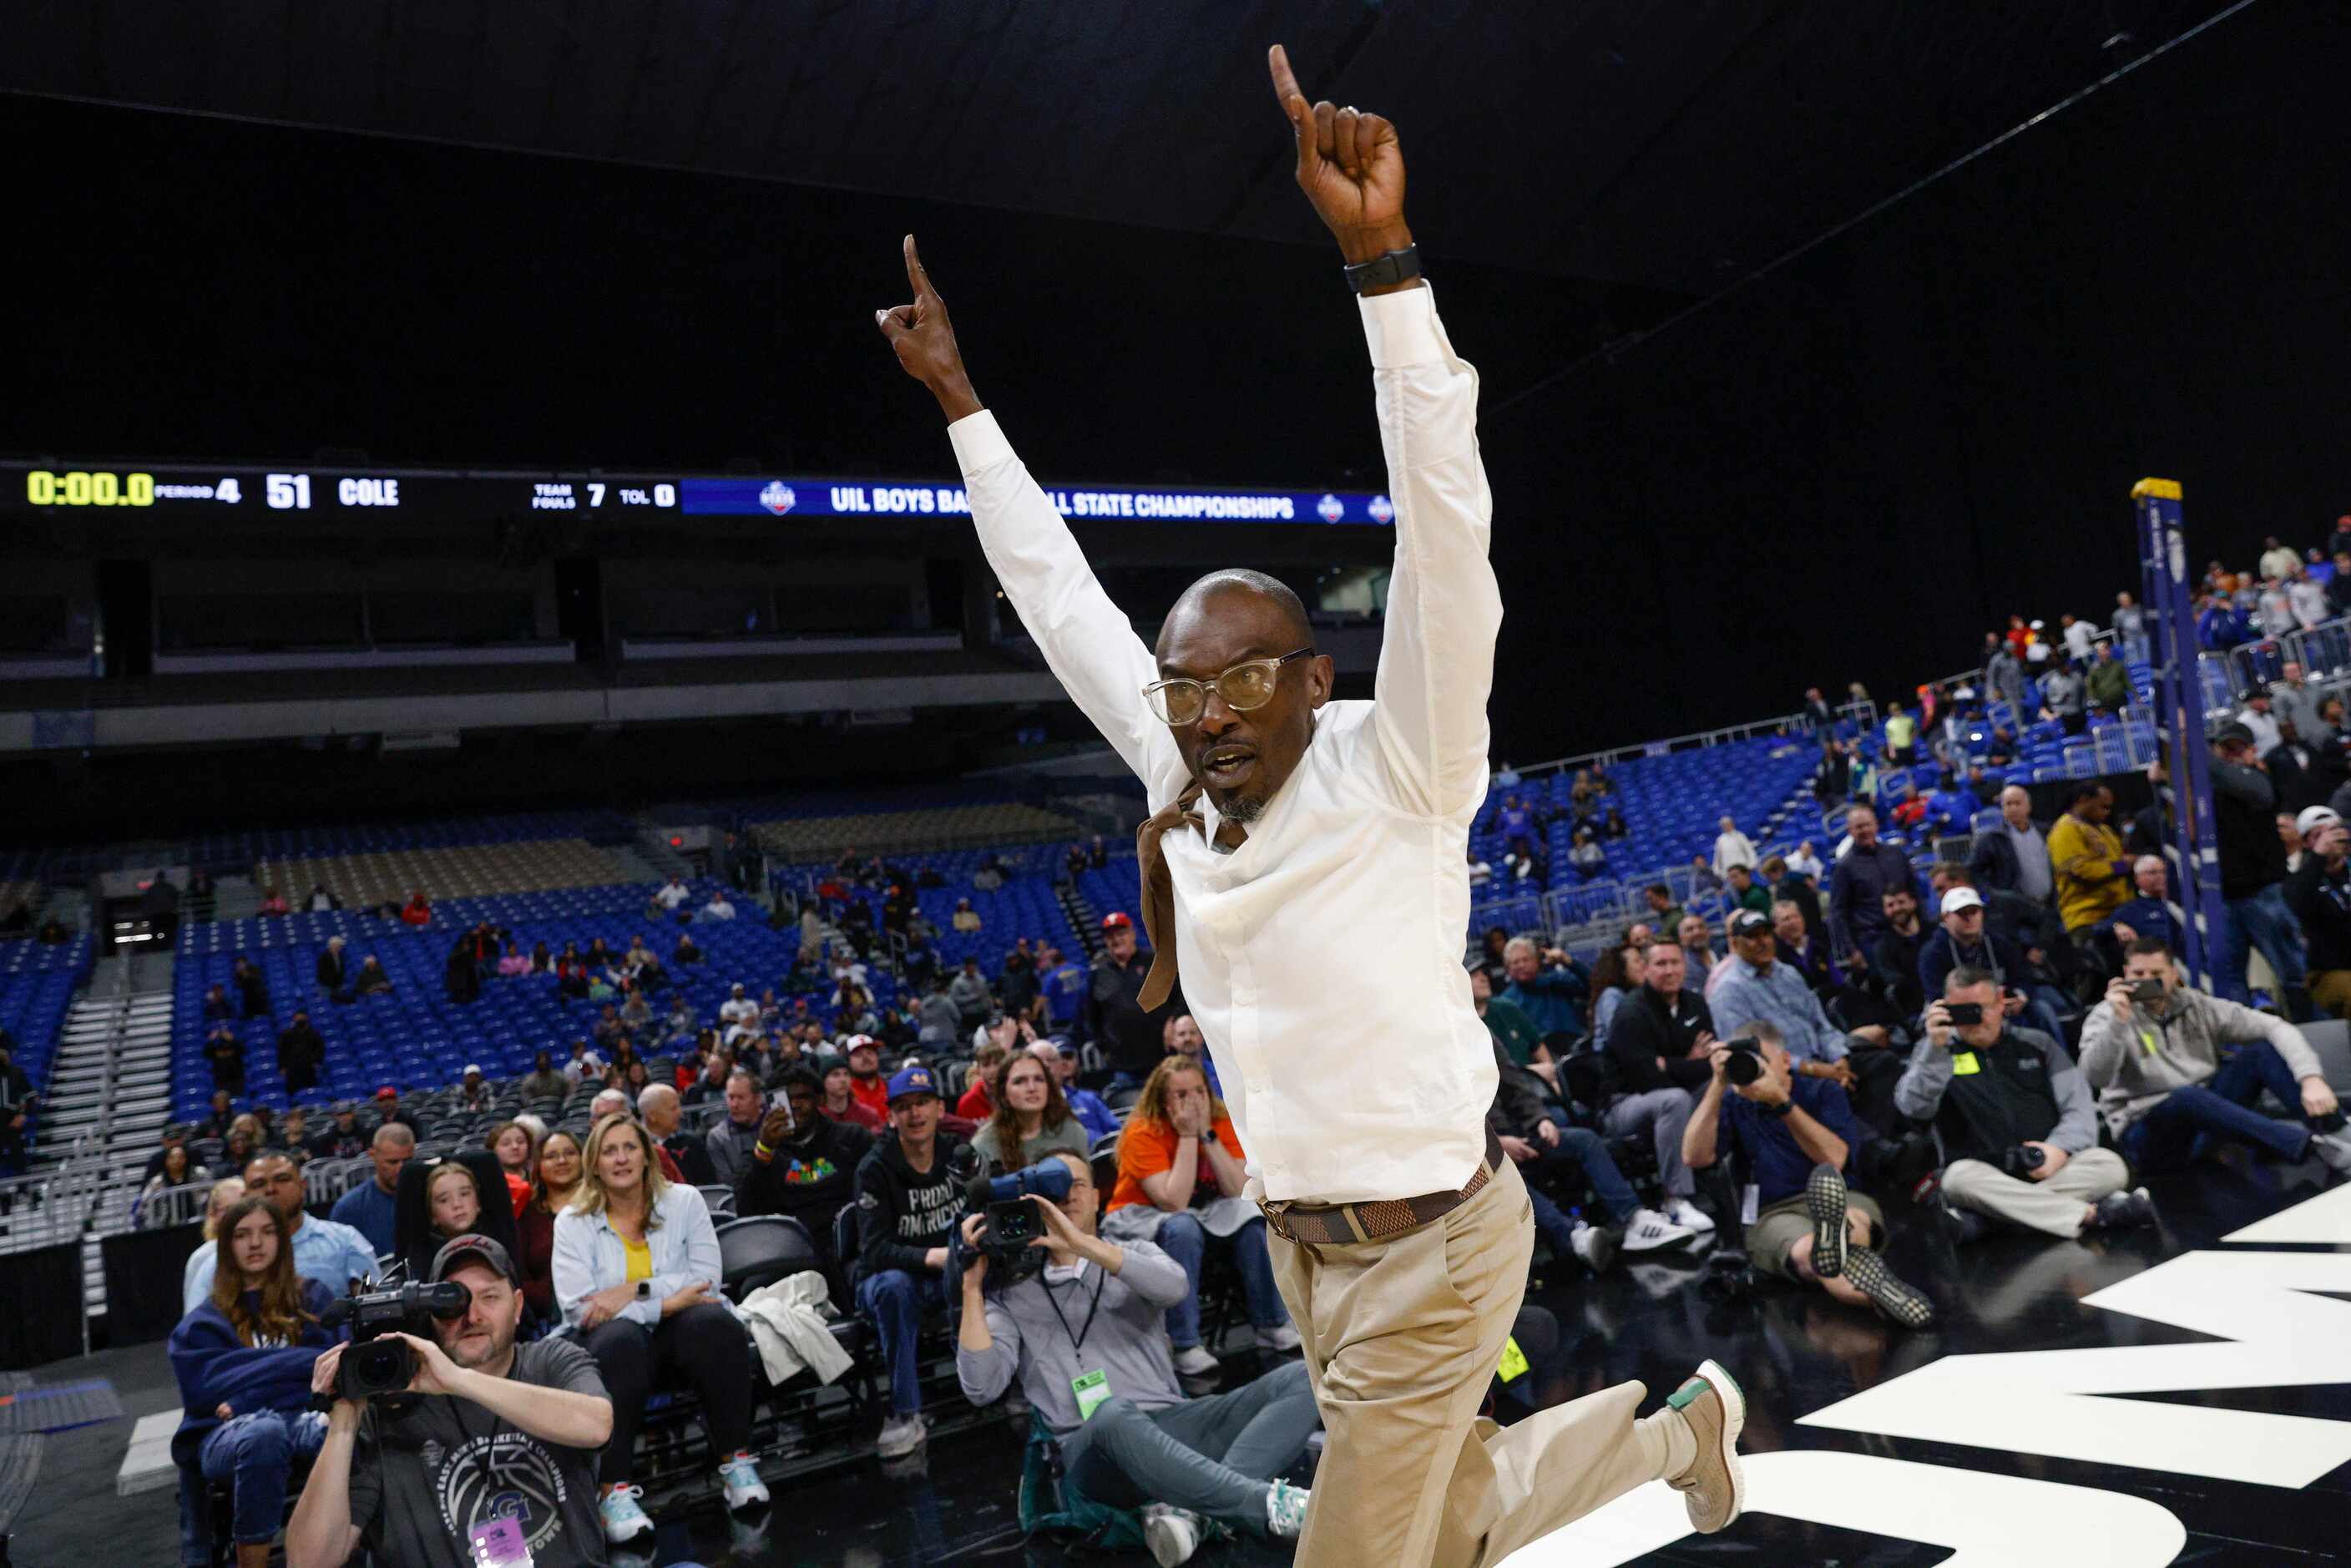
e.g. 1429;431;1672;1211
1270;45;1500;819
876;236;1176;790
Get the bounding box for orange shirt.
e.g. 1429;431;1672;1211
1109;1113;1246;1214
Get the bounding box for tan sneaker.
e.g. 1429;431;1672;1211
1664;1359;1746;1532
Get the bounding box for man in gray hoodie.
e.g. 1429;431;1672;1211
956;1151;1317;1561
2077;938;2350;1172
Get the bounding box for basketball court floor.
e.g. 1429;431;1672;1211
10;1147;2343;1566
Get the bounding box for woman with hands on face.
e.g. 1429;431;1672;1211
549;1113;767;1540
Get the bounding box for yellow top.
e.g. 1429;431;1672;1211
622;1236;653;1282
2131;477;2182;500
2047;811;2129;931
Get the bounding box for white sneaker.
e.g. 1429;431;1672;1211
1142;1503;1204;1565
1570;1219;1620;1272
1265;1479;1312;1540
2313;1130;2351;1175
1664;1199;1716;1234
717;1451;770;1510
1621;1207;1697;1252
875;1410;928;1459
1254;1323;1302;1353
599;1485;655;1544
1172;1343;1221;1376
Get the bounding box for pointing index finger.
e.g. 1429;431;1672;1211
902;234;935;300
1268;43;1305;111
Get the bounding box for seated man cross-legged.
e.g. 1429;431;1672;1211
2077;938;2351;1173
1896;967;2152;1242
1681;1021;1932;1326
957;1151;1317;1565
1101;1057;1296;1378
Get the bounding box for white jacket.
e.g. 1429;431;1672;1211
550;1182;722;1331
738;1272;853;1386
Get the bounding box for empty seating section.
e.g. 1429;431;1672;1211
0;935;96;1101
751;801;1078;861
184;809;639;872
173;883;796;1117
253;837;629;908
795;846;1085;973
1470;736;1822;919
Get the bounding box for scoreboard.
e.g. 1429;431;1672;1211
2;461;1397;528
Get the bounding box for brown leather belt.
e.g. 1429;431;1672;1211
1259;1129;1506;1247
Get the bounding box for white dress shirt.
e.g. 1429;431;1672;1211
949;286;1498;1205
1712;830;1758;878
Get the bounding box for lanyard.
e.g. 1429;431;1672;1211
1041;1262;1106;1354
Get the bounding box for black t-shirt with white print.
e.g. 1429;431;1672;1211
346;1336;610;1567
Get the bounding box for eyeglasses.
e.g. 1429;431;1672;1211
1142;649;1316;726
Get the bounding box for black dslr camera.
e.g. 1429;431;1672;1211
966;1161;1075;1284
1999;1144;2048;1180
320;1281;472;1398
1722;1034;1766;1088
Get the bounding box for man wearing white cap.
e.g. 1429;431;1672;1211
454;1064;492;1114
719;983;758;1028
2285;806;2351;1017
1918;887;2070;1046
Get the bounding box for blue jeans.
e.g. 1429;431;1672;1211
2222;883;2308;1010
1529;1125;1639;1225
2023;986;2073;1049
1154;1212;1288;1350
857;1268;948;1415
2121;1039;2313;1169
189;1409;327;1556
1062;1359;1319;1538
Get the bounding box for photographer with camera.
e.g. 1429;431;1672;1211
1896;968;2149;1241
185;1152;382;1314
1681;1024;1933;1327
552;1113;766;1544
285;1235;614;1568
169;1196;346;1568
1711;910;1904;1135
2077;938;2351;1173
957;1151;1317;1565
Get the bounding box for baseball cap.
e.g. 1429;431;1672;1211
2214;721;2256;746
1101;912;1134;931
1728;909;1772;938
845;1033;878;1055
1940;887;1984;915
886;1065;939;1103
2298;806;2343;839
429;1232;518;1286
463;1063;483;1077
374;1085;398;1099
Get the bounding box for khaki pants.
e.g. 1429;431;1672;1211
1267;1156;1683;1568
1940;1146;2129;1237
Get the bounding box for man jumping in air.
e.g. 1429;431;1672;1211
877;43;1747;1568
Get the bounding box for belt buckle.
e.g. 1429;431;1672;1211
1259;1200;1297;1245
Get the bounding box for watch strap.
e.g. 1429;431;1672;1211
1343;244;1423;295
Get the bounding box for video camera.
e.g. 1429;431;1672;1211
964;1161;1075;1284
319;1280;472;1398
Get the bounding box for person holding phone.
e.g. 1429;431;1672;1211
1896;969;2146;1242
2076;938;2351;1173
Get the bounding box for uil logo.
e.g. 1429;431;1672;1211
761;481;797;516
1316;493;1346;523
1368;494;1395;524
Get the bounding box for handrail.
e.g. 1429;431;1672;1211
1506;701;1863;783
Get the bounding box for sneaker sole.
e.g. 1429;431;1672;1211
1144;1516;1199;1566
1844;1247;1935;1328
1806;1163;1848;1279
1577;1229;1621;1272
1669;1359;1746;1533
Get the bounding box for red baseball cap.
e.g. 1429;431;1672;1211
374;1085;397;1099
1101;912;1134;931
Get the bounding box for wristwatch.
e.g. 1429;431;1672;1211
1760;1100;1794;1119
1343;243;1422;295
1200;1128;1219;1146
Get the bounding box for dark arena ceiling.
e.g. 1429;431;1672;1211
3;0;2247;297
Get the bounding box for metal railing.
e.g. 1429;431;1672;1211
1504;698;1874;784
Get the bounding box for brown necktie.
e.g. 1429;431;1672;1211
1134;781;1246;1009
